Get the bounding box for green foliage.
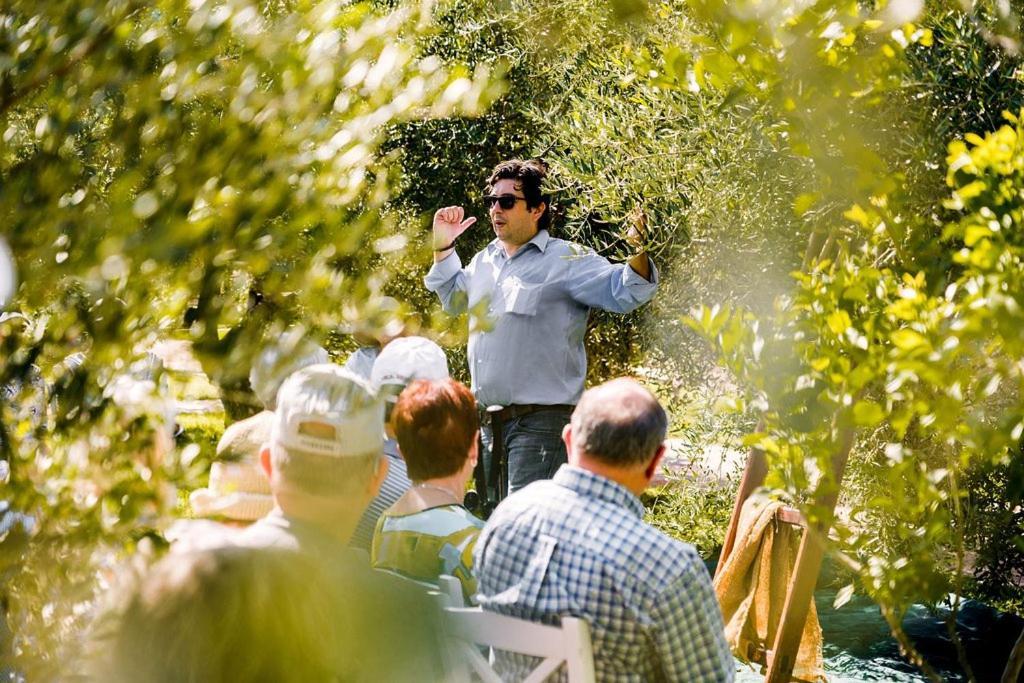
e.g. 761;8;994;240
5;0;1024;677
643;478;735;560
962;451;1024;614
671;0;1024;676
693;105;1024;676
165;371;220;402
383;0;537;225
0;0;500;674
0;318;181;676
174;411;224;481
641;377;748;560
2;0;495;381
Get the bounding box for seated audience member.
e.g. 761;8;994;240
92;545;440;683
474;378;735;682
342;341;380;381
191;336;328;525
238;363;386;554
341;296;406;380
349;336;449;550
168;454;273;551
233;364;447;678
372;378;483;599
185;459;272;527
167;337;328;551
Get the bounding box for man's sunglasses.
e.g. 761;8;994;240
483;194;527;210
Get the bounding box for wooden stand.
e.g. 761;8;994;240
715;428;855;682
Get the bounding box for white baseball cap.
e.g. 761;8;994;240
370;337;449;397
271;364;383;459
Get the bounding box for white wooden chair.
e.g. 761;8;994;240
436;573;466;608
442;606;595;683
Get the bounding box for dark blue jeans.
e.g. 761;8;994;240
481;409;571;498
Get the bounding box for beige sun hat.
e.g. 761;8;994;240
189;411;275;522
188;460;274;522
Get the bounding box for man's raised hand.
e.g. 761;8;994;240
433;206;477;251
624;207;653;281
624;207;647;253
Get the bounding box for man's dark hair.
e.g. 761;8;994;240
487;158;551;232
393;378;479;481
571;379;667;467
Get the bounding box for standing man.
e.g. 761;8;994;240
424;158;658;498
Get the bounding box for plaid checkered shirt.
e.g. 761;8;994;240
474;465;735;682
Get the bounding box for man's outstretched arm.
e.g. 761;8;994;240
565;206;659;313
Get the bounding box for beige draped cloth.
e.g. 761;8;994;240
713;493;826;682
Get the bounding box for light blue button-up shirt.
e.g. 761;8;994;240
424;230;658;406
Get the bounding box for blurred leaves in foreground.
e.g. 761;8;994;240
4;0;1024;678
0;0;498;674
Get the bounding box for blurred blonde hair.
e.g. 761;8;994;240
94;546;346;682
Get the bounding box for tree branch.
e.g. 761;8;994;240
880;604;945;683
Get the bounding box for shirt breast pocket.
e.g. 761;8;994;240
483;533;558;608
500;279;542;316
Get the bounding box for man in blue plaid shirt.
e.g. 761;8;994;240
474;378;734;682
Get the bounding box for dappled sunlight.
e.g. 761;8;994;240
3;0;1024;680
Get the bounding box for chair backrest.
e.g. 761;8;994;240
442;607;595;683
436;574;466;608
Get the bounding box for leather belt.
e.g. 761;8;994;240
486;403;575;424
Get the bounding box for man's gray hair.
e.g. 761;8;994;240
271;445;380;499
571;378;667;466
